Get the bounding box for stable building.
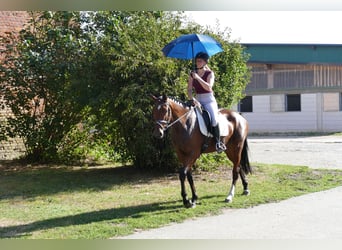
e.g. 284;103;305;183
238;43;342;133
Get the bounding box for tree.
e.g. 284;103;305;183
82;11;187;170
0;11;90;162
208;31;251;108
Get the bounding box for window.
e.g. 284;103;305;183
270;95;285;112
323;93;339;112
239;96;253;112
340;93;342;111
286;94;301;112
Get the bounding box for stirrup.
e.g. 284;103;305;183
216;142;226;153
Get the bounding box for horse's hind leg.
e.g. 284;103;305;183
238;137;251;196
225;164;239;203
225;150;251;202
239;170;250;196
225;143;242;203
225;147;251;202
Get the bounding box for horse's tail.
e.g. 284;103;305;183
240;137;252;175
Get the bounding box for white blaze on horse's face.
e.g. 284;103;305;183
153;122;165;139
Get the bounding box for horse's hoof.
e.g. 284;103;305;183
225;198;232;203
242;190;250;196
184;200;193;208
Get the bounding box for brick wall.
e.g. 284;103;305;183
0;11;29;160
0;11;29;33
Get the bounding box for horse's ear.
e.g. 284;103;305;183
162;93;167;102
150;94;158;101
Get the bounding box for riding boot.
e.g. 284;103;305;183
212;125;226;153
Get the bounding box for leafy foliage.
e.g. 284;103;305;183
0;11;92;162
82;11;189;170
212;34;251;108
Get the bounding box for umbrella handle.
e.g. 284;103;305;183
191;42;196;72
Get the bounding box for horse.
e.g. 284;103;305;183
151;94;252;208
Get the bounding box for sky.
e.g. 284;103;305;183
185;11;342;44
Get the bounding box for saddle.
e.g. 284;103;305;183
194;106;229;137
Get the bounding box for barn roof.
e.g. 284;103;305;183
242;43;342;65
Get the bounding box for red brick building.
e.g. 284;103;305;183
0;11;29;33
0;11;29;160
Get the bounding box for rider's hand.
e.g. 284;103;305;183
187;99;195;107
191;72;199;80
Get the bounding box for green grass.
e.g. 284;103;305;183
0;162;342;239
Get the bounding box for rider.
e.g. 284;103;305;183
187;52;226;153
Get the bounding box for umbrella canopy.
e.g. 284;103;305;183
162;34;223;60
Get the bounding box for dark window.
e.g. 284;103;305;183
239;96;253;112
286;94;301;112
340;93;342;111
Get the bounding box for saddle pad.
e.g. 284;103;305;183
195;107;229;137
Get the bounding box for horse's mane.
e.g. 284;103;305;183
167;96;189;108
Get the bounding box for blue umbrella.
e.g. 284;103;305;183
162;34;223;69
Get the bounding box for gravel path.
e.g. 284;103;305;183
119;135;342;239
248;135;342;169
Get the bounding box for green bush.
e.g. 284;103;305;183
57;116;122;165
0;11;90;163
194;153;232;172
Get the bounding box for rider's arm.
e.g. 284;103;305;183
193;71;214;92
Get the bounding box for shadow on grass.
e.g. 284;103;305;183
0;199;182;238
0;160;177;200
0;193;228;239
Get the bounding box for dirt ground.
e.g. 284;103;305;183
248;134;342;169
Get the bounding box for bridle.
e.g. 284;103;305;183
155;101;193;132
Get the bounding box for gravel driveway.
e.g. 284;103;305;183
119;134;342;239
248;135;342;169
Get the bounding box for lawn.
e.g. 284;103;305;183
1;162;342;239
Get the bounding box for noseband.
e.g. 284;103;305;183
155;102;193;132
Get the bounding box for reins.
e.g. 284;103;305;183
156;105;193;132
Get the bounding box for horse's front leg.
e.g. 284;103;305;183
179;167;193;208
186;170;198;207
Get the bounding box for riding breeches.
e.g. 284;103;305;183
196;92;219;126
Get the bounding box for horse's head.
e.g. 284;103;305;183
151;94;172;139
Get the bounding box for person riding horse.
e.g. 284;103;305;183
152;94;251;207
187;52;226;153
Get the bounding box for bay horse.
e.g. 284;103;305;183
151;94;252;208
